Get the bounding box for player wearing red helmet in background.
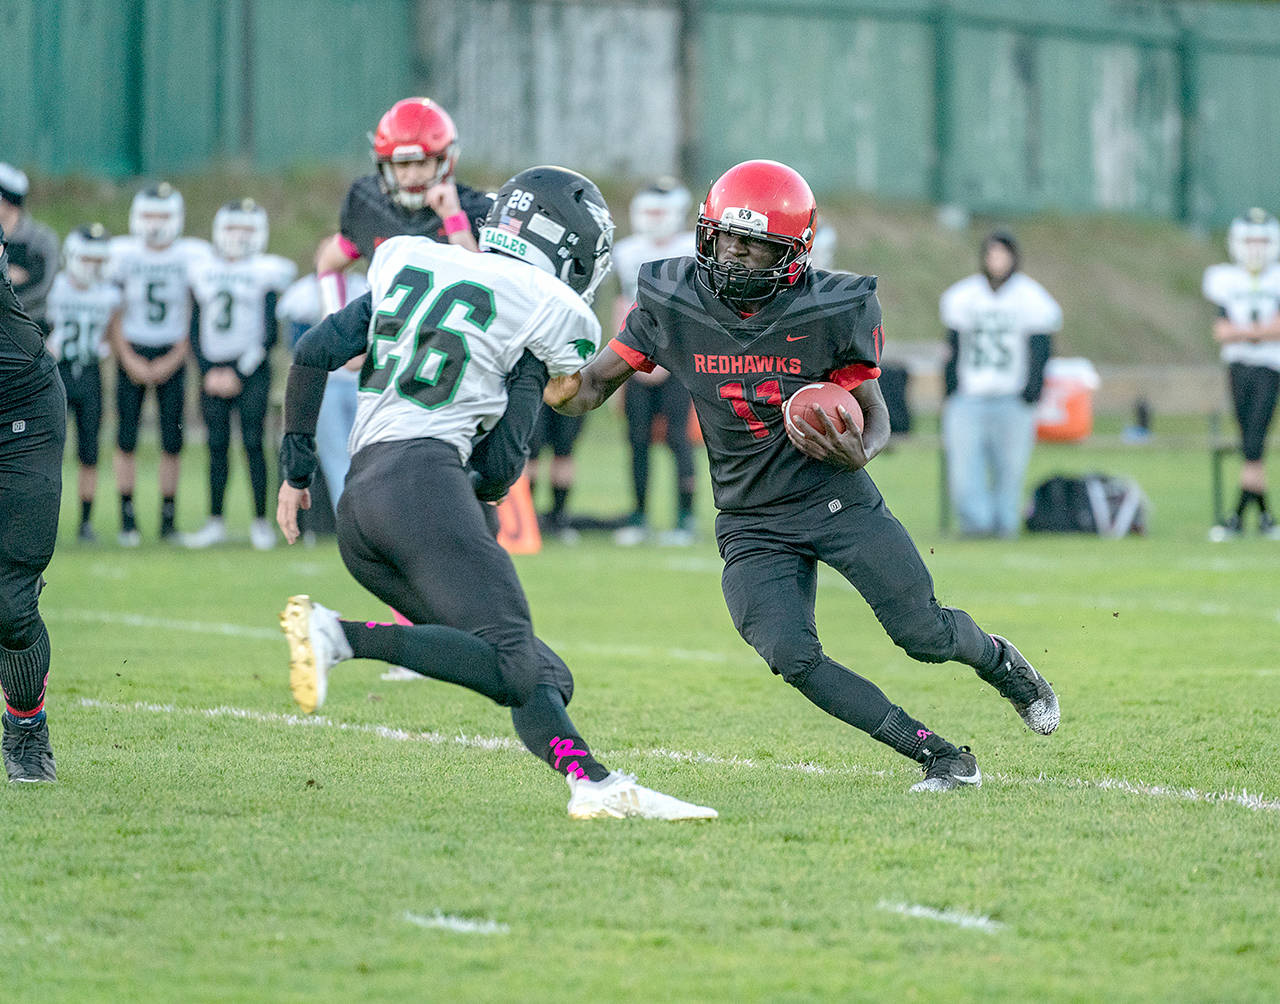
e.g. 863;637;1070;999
315;97;492;280
309;98;541;677
550;159;1060;793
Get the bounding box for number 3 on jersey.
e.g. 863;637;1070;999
361;265;495;408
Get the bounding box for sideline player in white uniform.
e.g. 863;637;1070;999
940;231;1062;538
609;178;700;546
1203;208;1280;540
276;166;716;820
185;200;296;550
45;224;122;542
106;183;211;545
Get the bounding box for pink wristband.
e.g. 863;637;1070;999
443;212;470;236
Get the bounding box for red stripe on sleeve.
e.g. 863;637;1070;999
608;337;657;373
828;363;881;390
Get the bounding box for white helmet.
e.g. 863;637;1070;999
1227;208;1280;272
213;198;269;259
629;177;691;241
129;182;184;248
63;223;112;287
810;222;837;271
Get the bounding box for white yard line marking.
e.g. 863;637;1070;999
47;608;281;641
404;911;509;935
75;698;1280;814
877;900;1004;933
45;609;742;664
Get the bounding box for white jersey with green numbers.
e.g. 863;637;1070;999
349;235;602;463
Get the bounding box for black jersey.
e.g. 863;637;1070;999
0;240;57;412
338;175;494;261
612;258;883;512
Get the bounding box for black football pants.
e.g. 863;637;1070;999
336;437;572;705
0;377;65;651
717;466;992;715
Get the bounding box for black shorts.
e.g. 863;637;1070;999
116;343;186;455
0;378;65;647
1228;362;1280;462
336;437;572;704
59;359;103;467
528;404;583;458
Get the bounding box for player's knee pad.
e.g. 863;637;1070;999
879;599;954;664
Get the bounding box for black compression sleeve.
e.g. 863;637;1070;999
283;364;329;437
944;329;959;397
1023;333;1052;403
263;291;279;350
469;350;549;502
292;291;373;369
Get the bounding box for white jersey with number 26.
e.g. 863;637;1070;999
349;236;601;463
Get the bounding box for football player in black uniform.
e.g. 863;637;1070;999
0;224;63;781
314;97;493;278
549;160;1060;792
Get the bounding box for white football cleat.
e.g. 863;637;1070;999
379;665;422;682
279;595;352;713
566;771;718;821
249;517;276;551
182;517;228;549
118;528;142;548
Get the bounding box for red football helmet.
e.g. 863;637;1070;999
695;160;816;308
370;98;459;210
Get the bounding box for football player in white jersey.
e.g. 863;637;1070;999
106;183;211;545
185;200;297;550
609;178;700;546
1203;208;1280;540
45;224;123;542
940;231;1062;538
276;166;716;820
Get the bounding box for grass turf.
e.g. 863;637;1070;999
3;409;1277;1001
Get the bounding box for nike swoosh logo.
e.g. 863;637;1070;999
785;334;808;342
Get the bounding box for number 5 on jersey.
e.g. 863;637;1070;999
361;265;496;408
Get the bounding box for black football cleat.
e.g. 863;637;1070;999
980;635;1060;735
910;746;981;792
2;713;57;783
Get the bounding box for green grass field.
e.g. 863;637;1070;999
4;409;1277;1001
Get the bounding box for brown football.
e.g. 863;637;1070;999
783;381;863;435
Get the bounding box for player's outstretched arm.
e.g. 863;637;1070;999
546;345;637;416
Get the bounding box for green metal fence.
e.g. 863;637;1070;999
5;0;1280;227
2;0;415;178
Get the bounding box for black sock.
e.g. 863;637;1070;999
511;683;609;781
120;494;136;531
1257;493;1269;515
870;706;958;763
161;496;176;534
339;620;512;704
551;486;569;521
1237;490;1257;518
972;632;1002;675
0;624;51;716
80;499;92;526
789;657;896;733
677;489;694;520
